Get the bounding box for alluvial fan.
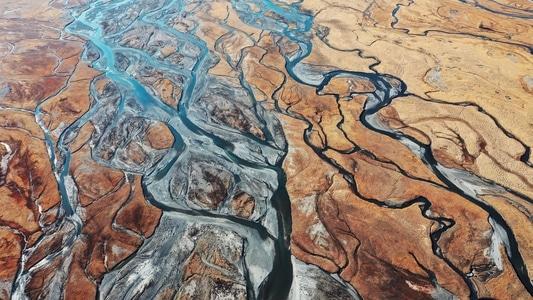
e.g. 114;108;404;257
1;0;533;299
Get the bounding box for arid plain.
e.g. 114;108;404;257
1;0;532;299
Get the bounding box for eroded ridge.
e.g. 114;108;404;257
0;0;532;299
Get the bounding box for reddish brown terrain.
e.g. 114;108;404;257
1;0;532;299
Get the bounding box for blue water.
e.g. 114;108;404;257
57;0;318;299
13;0;533;299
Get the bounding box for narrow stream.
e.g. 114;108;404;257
10;0;533;299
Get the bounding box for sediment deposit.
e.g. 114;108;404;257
1;0;532;299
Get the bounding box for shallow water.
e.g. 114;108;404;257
7;0;533;299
